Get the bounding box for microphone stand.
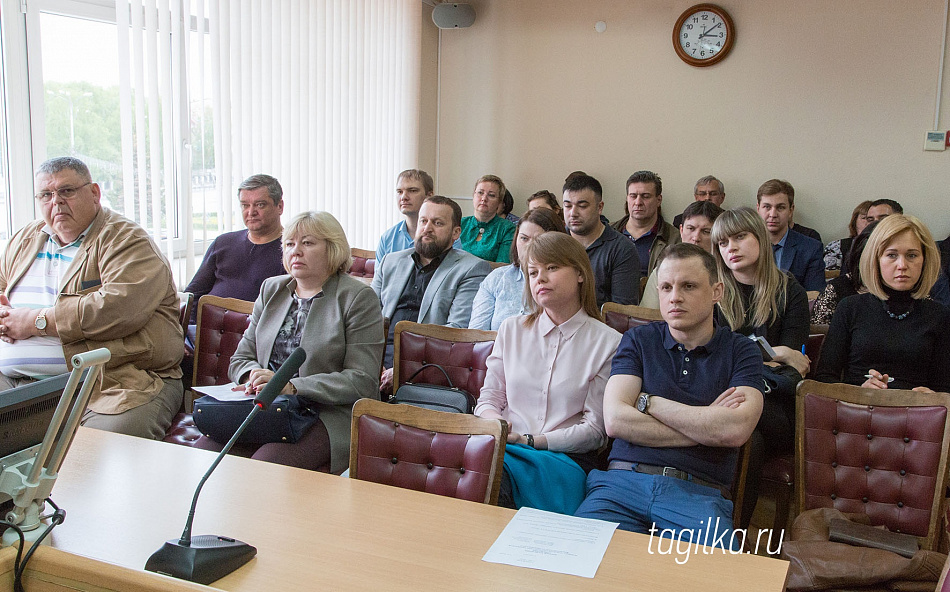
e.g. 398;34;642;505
145;346;306;585
144;406;262;584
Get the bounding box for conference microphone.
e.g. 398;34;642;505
145;347;307;585
254;346;306;410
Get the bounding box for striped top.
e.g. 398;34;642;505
0;228;81;378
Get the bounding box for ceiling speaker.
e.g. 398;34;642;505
432;3;476;29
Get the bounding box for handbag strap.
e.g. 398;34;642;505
403;363;456;388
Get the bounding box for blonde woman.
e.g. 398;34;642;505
815;215;950;392
195;211;384;473
476;232;621;512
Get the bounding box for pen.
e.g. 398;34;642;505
864;374;895;383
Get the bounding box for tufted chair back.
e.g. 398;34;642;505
393;322;496;399
600;302;664;334
794;380;950;550
349;248;376;280
164;296;254;446
192;296;254;388
349;398;507;504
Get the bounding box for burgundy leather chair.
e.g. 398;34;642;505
349;398;507;504
163;295;254;447
349;248;376;280
793;379;950;551
600;302;663;334
392;321;496;400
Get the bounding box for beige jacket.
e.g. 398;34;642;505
0;209;183;414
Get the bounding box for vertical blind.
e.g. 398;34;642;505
116;0;191;270
115;0;421;285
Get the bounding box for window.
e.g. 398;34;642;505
0;33;12;243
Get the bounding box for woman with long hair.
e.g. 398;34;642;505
475;232;621;512
712;208;810;451
815;215;950;392
468;207;567;330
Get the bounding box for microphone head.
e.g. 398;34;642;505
253;347;307;410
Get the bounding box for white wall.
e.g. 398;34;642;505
420;1;950;241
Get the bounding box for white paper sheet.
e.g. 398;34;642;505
482;507;618;578
192;382;253;402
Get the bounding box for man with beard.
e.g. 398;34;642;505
372;196;490;393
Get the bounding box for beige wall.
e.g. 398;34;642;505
420;0;950;242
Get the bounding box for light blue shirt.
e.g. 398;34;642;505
772;228;790;269
468;264;526;331
376;220;461;263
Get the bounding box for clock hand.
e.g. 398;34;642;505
699;22;722;38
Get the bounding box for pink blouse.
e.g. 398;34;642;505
475;309;621;453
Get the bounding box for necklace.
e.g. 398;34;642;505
882;299;913;320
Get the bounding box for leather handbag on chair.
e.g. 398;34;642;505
192;395;319;445
389;363;476;414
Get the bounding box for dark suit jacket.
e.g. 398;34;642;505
777;229;825;292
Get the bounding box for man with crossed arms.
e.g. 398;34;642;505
575;243;763;545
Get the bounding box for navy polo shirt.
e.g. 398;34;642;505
609;322;763;487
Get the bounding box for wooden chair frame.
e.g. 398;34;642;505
600;301;664;325
349;398;508;504
351;247;375;261
187;295;255;410
731;438;753;528
392;321;496;391
794;379;950;551
177;291;194;333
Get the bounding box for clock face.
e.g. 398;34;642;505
673;4;735;67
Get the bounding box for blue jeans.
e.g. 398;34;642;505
575;468;739;550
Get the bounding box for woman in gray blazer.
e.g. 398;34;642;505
197;211;384;473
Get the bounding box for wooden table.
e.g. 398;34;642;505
47;428;788;591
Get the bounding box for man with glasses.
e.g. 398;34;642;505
0;157;183;440
672;175;726;229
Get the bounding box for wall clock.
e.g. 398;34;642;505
673;4;735;67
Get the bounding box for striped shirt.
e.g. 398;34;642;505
0;228;82;378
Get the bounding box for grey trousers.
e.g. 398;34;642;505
0;373;183;440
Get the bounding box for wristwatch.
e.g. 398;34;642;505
34;310;48;336
636;393;651;415
524;433;535;448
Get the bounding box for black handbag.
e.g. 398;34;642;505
192;394;320;445
389;363;476;414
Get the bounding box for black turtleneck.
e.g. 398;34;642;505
815;290;950;391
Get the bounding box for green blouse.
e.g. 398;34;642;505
460;215;516;263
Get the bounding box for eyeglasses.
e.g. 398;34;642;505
695;191;723;198
35;182;92;203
